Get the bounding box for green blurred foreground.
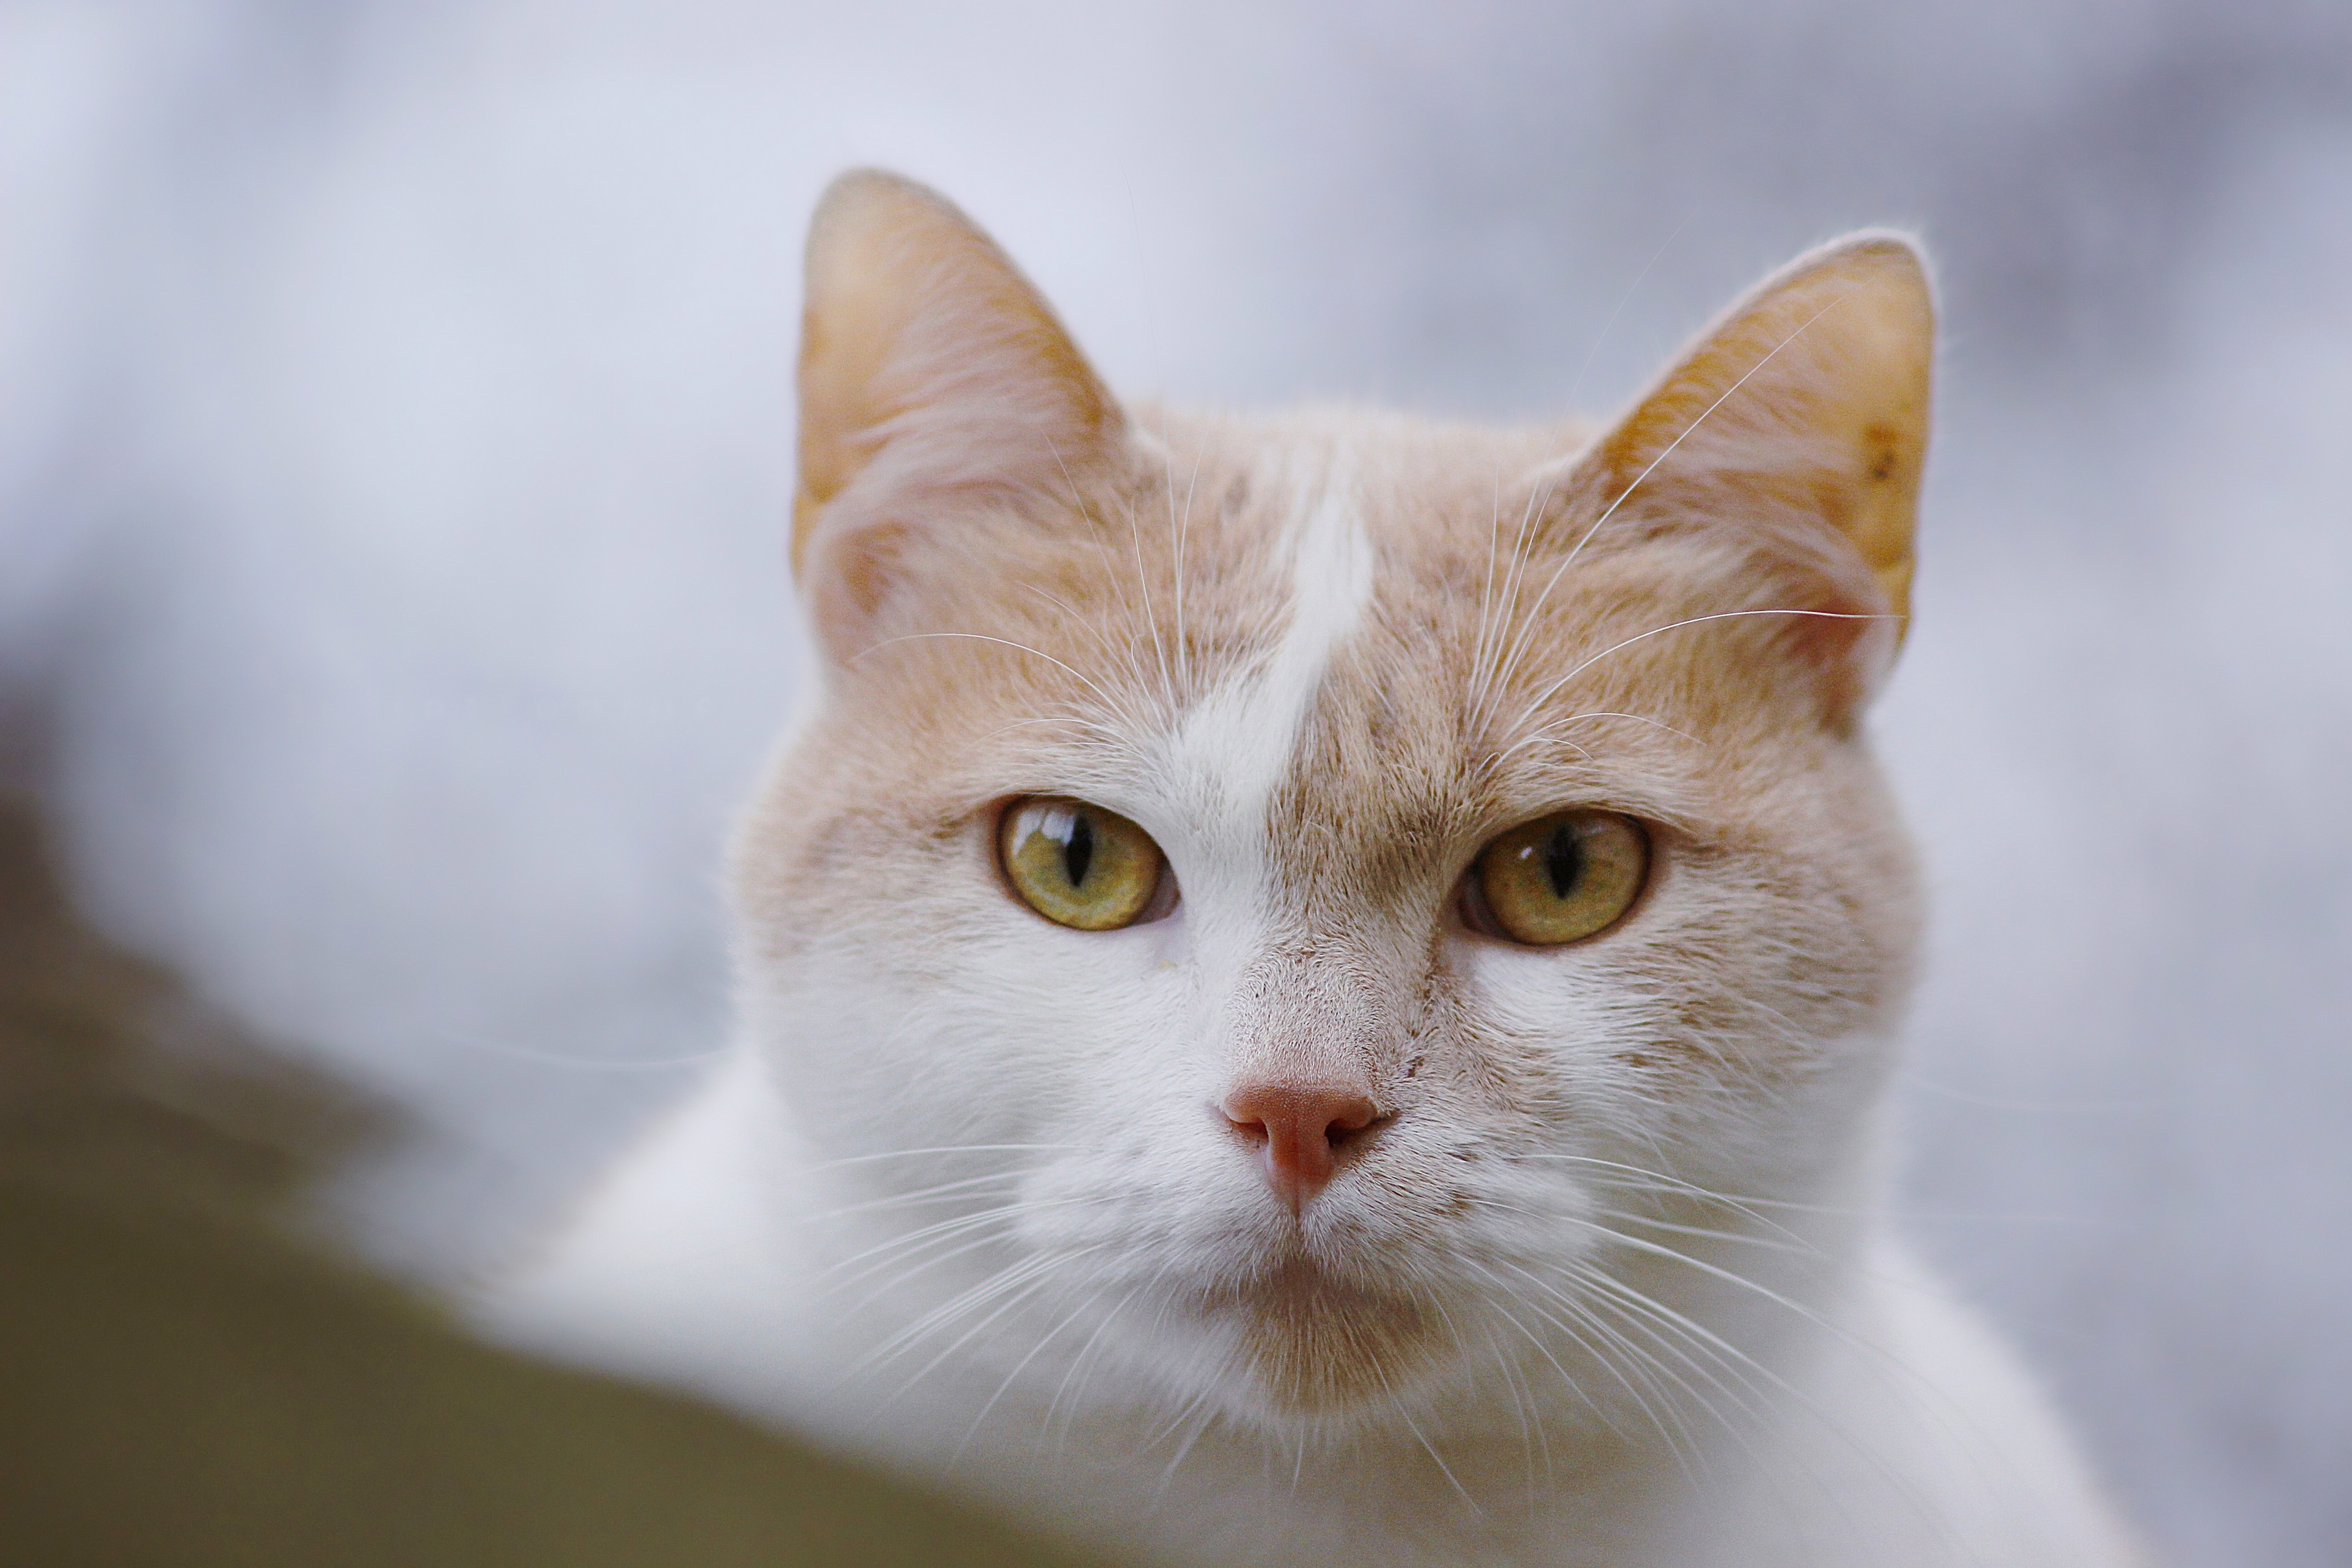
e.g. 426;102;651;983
0;800;1109;1568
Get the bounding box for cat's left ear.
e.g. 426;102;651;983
1578;232;1934;687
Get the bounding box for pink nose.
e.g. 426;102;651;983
1220;1083;1383;1215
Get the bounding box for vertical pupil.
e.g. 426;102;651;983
1061;811;1096;889
1541;825;1584;898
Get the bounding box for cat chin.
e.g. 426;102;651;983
1147;1256;1459;1425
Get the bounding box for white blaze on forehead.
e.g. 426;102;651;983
1251;444;1380;784
1163;435;1377;876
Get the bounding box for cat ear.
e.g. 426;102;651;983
792;169;1123;655
1580;233;1934;691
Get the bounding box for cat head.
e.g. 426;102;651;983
734;170;1931;1432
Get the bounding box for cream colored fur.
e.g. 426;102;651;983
480;171;2144;1567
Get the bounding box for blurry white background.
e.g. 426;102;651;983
2;2;2345;1562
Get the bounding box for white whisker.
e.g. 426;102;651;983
1505;608;1893;743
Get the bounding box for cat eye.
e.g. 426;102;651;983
998;796;1171;931
1462;811;1650;947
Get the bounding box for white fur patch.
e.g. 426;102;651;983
1165;438;1375;846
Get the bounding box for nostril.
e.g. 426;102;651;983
1219;1089;1377;1144
1217;1082;1389;1210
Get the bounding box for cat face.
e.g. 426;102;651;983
733;172;1931;1431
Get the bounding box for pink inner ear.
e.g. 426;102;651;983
1571;474;1910;739
1788;596;1903;733
804;513;913;652
1776;570;1904;735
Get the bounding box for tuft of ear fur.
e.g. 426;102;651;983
1578;233;1935;713
793;170;1123;658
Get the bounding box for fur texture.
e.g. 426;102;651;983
482;171;2144;1567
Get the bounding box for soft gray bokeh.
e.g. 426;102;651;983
4;3;2345;1562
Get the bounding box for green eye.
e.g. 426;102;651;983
1467;811;1649;946
998;797;1168;930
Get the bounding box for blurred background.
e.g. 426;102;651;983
1;1;2345;1563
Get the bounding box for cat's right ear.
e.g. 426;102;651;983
792;170;1123;661
1558;233;1935;727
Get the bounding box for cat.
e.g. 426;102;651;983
480;169;2146;1567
